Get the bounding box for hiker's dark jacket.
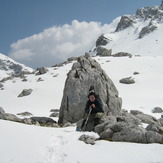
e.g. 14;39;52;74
85;98;104;114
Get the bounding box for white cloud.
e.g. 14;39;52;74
9;20;110;68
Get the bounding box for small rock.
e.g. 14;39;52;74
0;82;4;88
78;134;96;145
133;71;139;75
18;89;33;97
152;107;163;113
17;112;33;116
36;67;48;75
50;112;59;117
119;77;135;84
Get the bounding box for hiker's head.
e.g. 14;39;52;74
88;92;96;102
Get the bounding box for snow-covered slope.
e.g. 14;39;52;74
93;3;163;57
0;53;33;80
0;55;163;163
0;55;163;119
1;119;163;163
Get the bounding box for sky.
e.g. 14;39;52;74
0;0;162;68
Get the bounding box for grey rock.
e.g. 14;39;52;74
0;76;12;82
22;78;28;82
50;109;60;112
110;121;129;132
58;56;122;124
94;121;110;134
78;134;96;145
146;131;163;143
119;77;135;84
117;112;142;126
17;112;33;116
113;52;132;57
0;82;4;88
146;123;161;133
37;78;44;82
157;118;163;127
96;47;112;56
30;116;57;125
133;71;139;75
136;113;157;124
152;107;163;113
36;67;48;75
18;89;33;97
130;110;144;116
67;57;77;62
0;107;6;119
50;112;59;117
99;128;114;140
0;107;5;114
5;113;22;122
23;118;33;125
112;127;147;143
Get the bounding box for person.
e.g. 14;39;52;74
81;92;104;131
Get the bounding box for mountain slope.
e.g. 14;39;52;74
93;1;163;57
0;53;33;80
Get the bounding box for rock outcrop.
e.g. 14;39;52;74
93;110;163;144
58;55;122;124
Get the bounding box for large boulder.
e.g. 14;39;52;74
58;55;122;124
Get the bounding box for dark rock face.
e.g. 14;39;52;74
58;55;122;124
96;35;110;47
139;21;158;38
115;15;136;32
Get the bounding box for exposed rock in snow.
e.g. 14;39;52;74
18;89;33;97
58;55;122;124
119;77;135;84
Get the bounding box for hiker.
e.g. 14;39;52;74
81;92;104;131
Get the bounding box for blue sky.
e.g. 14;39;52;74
0;0;162;67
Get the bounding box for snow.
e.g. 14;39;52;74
0;120;163;163
0;55;163;163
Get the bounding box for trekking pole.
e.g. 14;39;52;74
81;108;92;131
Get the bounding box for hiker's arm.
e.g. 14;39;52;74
85;102;91;113
92;100;104;113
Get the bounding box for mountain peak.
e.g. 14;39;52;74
159;0;163;10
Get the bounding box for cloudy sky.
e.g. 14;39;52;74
0;0;161;68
